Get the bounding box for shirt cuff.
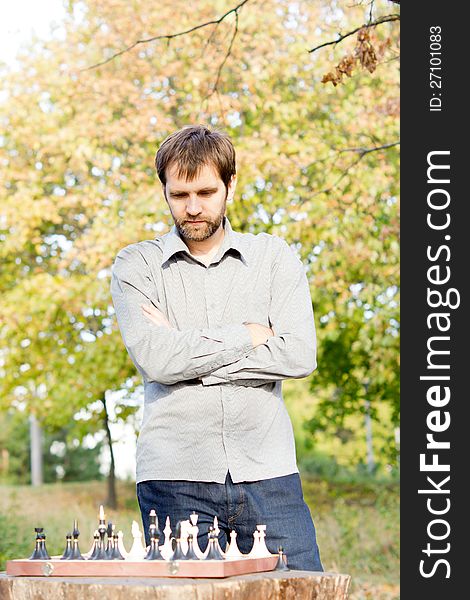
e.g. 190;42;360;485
200;324;253;385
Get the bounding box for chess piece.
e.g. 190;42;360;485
60;533;73;560
69;520;84;560
127;520;147;560
117;530;128;559
29;528;45;560
213;515;220;537
204;527;224;560
169;521;187;561
224;530;244;559
248;530;262;558
94;505;108;560
160;516;173;560
145;527;164;561
39;533;51;559
256;524;272;557
274;546;289;571
148;509;158;539
109;533;125;560
185;532;199;560
105;521;114;559
189;512;203;559
88;531;100;560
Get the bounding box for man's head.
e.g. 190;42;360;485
155;125;237;242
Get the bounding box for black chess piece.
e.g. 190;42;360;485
274;546;289;571
204;527;224;560
94;521;108;560
185;532;199;560
145;533;164;560
109;533;125;560
60;533;73;560
148;510;160;548
105;521;114;559
169;520;188;560
88;531;100;560
29;528;45;560
69;521;84;560
39;533;51;559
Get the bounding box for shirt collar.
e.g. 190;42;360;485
161;215;248;266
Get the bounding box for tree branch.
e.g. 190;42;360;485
82;0;250;71
300;141;400;204
308;14;400;55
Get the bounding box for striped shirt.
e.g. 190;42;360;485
110;216;317;484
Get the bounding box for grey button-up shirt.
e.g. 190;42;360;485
110;216;317;484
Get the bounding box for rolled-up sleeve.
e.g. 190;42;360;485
201;239;317;386
110;245;253;385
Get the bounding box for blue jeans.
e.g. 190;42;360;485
136;471;323;571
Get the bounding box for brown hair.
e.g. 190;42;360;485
155;125;236;190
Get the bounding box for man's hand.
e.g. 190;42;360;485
141;303;173;329
244;322;274;348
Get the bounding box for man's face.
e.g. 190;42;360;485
163;162;236;242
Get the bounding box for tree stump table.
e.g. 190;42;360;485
0;570;351;599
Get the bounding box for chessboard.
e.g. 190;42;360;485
5;505;288;579
6;555;279;578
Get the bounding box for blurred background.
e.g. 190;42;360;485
0;0;399;597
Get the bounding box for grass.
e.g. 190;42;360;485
0;478;399;599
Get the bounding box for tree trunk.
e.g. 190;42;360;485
101;394;117;509
29;413;43;486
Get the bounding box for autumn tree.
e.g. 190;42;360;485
0;0;399;481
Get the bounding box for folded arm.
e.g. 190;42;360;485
110;244;253;386
200;239;317;387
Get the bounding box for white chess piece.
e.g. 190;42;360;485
127;520;146;560
189;512;204;559
180;519;192;555
256;525;273;557
224;530;244;559
159;516;173;560
117;530;128;559
248;530;263;558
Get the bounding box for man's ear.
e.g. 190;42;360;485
228;174;237;198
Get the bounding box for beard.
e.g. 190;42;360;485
172;192;227;242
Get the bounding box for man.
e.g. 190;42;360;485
110;125;323;571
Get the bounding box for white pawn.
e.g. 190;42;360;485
117;530;128;559
189;512;204;559
248;530;263;558
127;520;146;560
224;530;244;559
160;516;173;560
256;525;273;557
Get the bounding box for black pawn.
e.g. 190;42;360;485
89;532;100;560
29;528;44;560
204;528;224;561
110;533;125;560
61;533;73;560
274;546;289;571
145;534;164;560
105;522;114;559
185;533;199;560
169;520;187;560
39;534;51;560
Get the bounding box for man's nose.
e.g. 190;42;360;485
186;195;203;215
